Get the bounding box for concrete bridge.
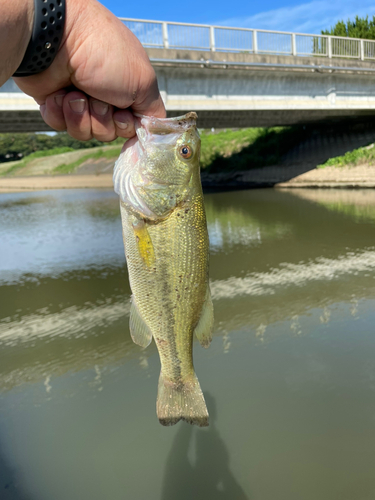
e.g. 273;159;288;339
2;19;375;132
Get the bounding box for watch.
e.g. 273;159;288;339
13;0;65;77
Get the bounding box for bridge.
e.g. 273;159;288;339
2;19;375;132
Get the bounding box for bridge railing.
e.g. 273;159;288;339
120;18;375;60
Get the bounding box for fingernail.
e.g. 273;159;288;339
39;104;46;118
91;100;109;116
54;94;64;107
69;99;86;113
115;120;128;130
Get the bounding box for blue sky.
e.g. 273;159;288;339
101;0;375;34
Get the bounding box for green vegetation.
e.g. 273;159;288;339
322;15;375;39
5;125;375;177
1;126;308;176
53;146;122;174
200;126;306;172
0;132;123;164
318;144;375;168
2;147;75;176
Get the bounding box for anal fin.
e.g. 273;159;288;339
129;298;153;348
194;286;214;348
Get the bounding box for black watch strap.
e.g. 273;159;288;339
13;0;66;77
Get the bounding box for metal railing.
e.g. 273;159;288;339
120;18;375;60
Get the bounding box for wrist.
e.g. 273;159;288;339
13;0;66;77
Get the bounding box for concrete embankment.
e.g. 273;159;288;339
201;164;375;190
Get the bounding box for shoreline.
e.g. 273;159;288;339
202;163;375;190
0;174;114;193
1;164;375;193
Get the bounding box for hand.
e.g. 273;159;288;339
13;0;166;141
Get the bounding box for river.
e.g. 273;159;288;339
1;187;375;499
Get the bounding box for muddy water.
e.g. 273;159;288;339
1;188;375;500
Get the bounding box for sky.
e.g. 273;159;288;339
100;0;375;34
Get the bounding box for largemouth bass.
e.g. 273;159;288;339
113;112;213;427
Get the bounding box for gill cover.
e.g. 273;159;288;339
113;112;199;220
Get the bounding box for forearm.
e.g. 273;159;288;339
0;0;34;86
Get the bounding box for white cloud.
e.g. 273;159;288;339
215;0;375;34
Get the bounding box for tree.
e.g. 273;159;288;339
322;15;375;40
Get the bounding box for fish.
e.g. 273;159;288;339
113;112;214;427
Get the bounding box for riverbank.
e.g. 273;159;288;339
2;164;375;193
0;174;113;192
2;123;375;193
201;164;375;189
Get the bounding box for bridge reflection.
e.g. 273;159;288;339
1;188;375;391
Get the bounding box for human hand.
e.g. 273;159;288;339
13;0;166;141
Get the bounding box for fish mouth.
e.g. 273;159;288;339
134;112;198;135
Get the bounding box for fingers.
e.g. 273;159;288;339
40;91;67;131
39;90;137;141
113;109;136;138
90;99;116;142
63;91;92;141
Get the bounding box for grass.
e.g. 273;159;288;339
318;143;375;168
2;147;75;176
200;126;306;172
53;146;122;174
1;126;308;177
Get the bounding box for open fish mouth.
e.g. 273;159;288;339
134;112;198;135
134;112;198;151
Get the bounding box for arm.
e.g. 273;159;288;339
0;0;33;84
1;0;166;140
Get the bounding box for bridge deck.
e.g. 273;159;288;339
2;49;375;132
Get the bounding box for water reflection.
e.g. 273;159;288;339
2;244;375;391
2;189;375;391
289;188;375;223
0;190;124;282
162;394;248;500
2;188;375;499
205;200;290;252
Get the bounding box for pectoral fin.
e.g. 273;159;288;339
132;219;155;268
194;287;214;348
129;298;153;348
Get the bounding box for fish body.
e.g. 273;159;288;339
113;113;213;426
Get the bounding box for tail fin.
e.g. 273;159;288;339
156;372;209;427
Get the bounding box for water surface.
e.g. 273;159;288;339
1;188;375;500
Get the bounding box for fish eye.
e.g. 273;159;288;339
179;145;193;159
